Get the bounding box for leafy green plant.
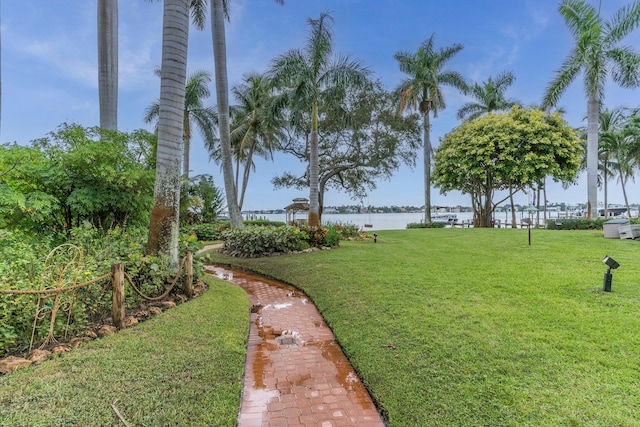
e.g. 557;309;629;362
545;218;608;230
0;225;204;356
406;221;446;228
221;226;306;258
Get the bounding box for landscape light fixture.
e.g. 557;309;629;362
373;233;378;243
602;255;620;292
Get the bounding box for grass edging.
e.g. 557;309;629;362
0;275;249;427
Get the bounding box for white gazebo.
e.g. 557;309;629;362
284;198;309;224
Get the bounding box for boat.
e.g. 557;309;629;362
599;208;628;218
430;213;458;224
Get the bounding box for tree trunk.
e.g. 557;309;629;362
147;0;189;267
619;168;631;218
423;111;432;222
586;92;599;219
98;0;118;131
182;116;190;177
603;157;608;218
308;101;320;227
211;0;243;228
509;182;516;228
239;142;256;211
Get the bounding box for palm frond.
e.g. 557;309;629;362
606;47;640;88
542;49;582;109
604;0;640;44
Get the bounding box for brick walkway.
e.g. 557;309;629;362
206;266;385;427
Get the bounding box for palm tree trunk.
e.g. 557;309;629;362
211;0;243;228
619;168;631;217
586;92;599;219
182;117;190;177
603;157;608;218
97;0;118;131
423;111;432;222
147;0;189;267
308;101;320;227
239;142;256;211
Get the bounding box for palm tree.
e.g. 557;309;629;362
393;34;468;222
598;108;627;217
542;0;640;219
269;11;369;226
456;71;518;122
146;0;193;266
144;70;217;179
211;0;244;228
228;73;281;210
98;0;118;130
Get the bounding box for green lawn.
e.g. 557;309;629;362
0;276;249;427
3;229;639;426
208;228;640;426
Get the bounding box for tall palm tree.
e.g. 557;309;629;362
394;34;468;222
147;0;192;266
542;0;640;219
98;0;118;130
144;70;217;178
210;0;283;227
211;0;243;228
456;71;518;122
269;11;369;226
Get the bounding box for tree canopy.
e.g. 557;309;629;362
433;106;582;226
0;124;155;233
273;82;420;217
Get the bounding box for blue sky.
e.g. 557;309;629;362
3;1;640;211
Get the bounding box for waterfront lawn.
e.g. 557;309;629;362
0;276;249;427
208;228;640;426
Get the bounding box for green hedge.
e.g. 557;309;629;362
221;226;307;258
406;221;446;229
546;218;609;230
182;220;286;242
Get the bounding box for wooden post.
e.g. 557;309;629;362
111;263;125;329
185;251;193;298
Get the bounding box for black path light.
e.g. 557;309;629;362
602;255;620;292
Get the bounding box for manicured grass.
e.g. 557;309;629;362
208;228;640;426
0;276;249;427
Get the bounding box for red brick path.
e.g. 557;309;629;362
206;266;385;427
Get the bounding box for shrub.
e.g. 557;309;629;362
407;221;446;229
325;227;341;247
221;226;307;258
245;219;287;227
545;218;608;230
298;225;328;247
182;220;286;242
324;222;361;239
182;222;229;241
0;225;204;356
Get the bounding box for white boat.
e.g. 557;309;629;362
430;213;458;224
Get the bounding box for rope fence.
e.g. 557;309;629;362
0;247;195;351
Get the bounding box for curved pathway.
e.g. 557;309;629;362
205;265;385;427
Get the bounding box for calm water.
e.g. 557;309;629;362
261;212;476;231
259;210;569;231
